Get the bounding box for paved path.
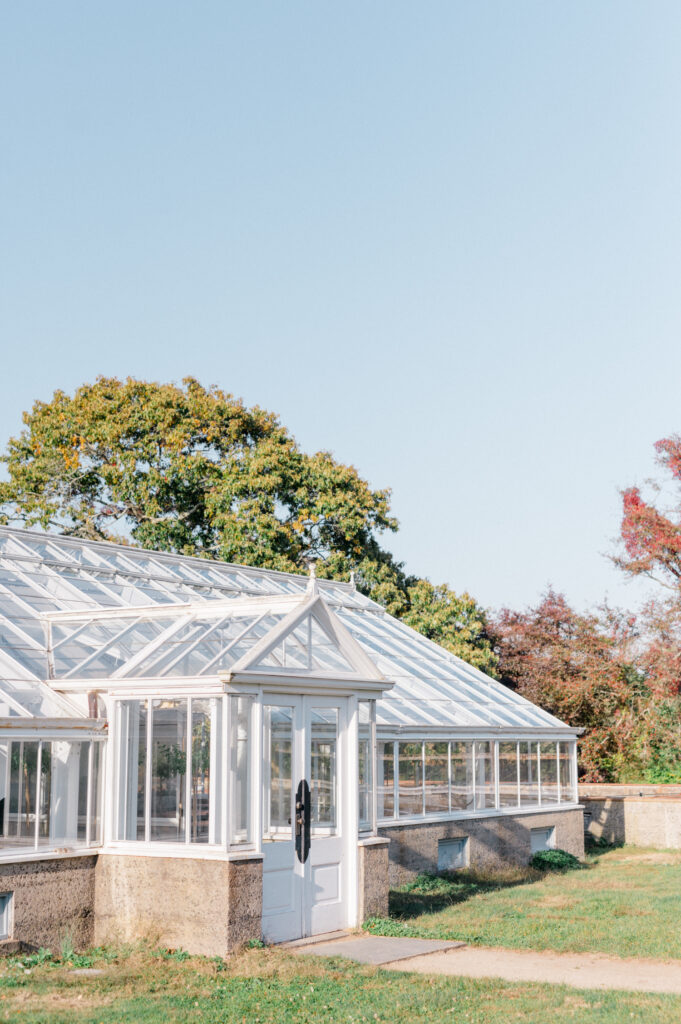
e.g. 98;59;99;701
292;934;681;994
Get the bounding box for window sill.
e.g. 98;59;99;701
377;803;581;828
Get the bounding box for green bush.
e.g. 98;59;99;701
530;848;581;872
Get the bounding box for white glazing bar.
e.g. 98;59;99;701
447;740;452;814
516;741;521;808
556;742;561;805
537;742;542;808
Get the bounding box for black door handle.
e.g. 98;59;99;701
295;779;311;864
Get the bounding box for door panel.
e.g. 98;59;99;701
261;694;350;942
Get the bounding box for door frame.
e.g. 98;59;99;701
259;690;359;940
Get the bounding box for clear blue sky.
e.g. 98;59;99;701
2;2;680;614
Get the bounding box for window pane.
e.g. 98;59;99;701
118;700;147;840
474;741;494;810
540;742;559;804
498;742;518;808
377;741;394;819
519;741;539;807
91;741;103;844
0;741;7;840
358;702;372;830
6;741;39;845
265;704;291;835
310;708;337;832
398;742;423;818
37;742;52;843
191;699;212;843
451;742;474;811
150;699;187;842
77;742;89;841
424;742;449;814
231;696;253;843
558;742;575;802
47;740;87;843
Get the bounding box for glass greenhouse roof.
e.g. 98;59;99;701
0;527;570;732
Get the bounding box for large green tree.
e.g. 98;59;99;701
0;376;495;674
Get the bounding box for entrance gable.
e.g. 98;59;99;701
227;594;385;684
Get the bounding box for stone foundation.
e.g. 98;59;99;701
357;838;390;921
0;855;97;953
379;808;585;887
94;853;263;956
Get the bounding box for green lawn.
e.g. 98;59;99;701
1;944;681;1024
365;844;681;959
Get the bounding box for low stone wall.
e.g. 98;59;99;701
580;785;681;849
379;808;584;888
94;853;263;956
0;855;97;953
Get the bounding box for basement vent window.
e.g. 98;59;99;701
530;826;555;854
0;893;12;941
438;837;469;871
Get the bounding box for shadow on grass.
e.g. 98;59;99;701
388;868;539;920
388;844;614;922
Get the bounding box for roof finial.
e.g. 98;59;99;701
349;571;356;590
304;554;319;596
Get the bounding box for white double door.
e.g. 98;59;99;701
261;694;351;943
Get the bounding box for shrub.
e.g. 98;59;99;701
530;848;581;872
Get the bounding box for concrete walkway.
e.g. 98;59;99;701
291;934;681;994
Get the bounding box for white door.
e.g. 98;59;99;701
261;694;351;943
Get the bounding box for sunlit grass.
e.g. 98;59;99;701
1;943;681;1024
365;845;681;959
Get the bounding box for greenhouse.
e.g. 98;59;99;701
0;526;582;954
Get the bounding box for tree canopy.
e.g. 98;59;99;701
0;376;496;671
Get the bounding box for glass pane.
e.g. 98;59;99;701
191;699;212;843
450;742;474;811
118;700;147;840
77;742;89;842
474;741;494;810
0;741;7;840
558;742;575;802
5;741;39;846
377;741;395;819
150;699;188;842
231;696;252;844
358;702;372;830
37;743;51;843
91;741;103;844
310;708;337;832
266;705;292;834
519;741;539;807
540;743;559;805
424;742;449;814
46;740;86;843
398;742;423;818
498;742;519;808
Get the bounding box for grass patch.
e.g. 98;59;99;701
1;943;681;1023
365;845;681;959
